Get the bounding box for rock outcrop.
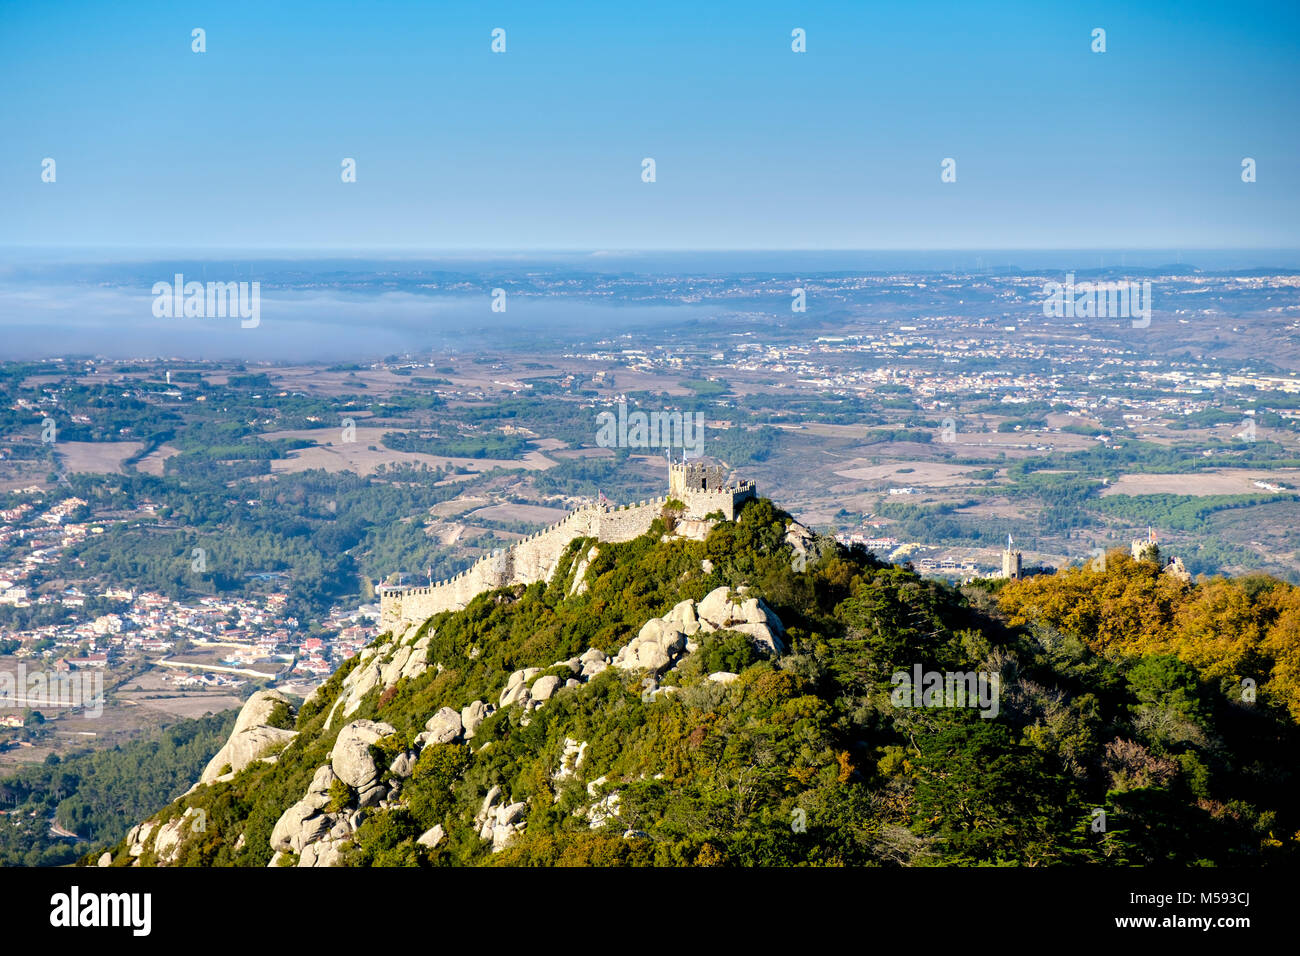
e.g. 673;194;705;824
270;765;345;863
331;719;396;807
474;785;527;852
554;738;588;782
611;587;786;675
328;624;430;726
695;586;786;655
417;824;445;849
199;690;297;785
461;700;491;738
421;707;462;745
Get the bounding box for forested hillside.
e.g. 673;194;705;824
97;500;1300;867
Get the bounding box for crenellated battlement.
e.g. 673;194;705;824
379;467;755;629
668;462;756;520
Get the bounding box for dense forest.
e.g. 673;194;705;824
0;712;234;866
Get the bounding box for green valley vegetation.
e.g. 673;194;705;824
1095;492;1297;531
0;712;235;866
91;498;1300;868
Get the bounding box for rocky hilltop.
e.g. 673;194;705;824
102;495;816;867
93;495;1300;868
115;577;788;865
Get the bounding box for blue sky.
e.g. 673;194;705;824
1;0;1297;251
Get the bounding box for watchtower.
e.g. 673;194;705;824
1001;535;1022;580
667;461;756;520
1131;528;1160;564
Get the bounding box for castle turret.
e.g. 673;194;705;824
1163;555;1191;583
668;461;756;520
1132;527;1160;564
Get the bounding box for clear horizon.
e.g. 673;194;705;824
3;0;1297;251
4;247;1300;271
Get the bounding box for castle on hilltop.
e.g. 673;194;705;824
379;464;755;628
1131;528;1192;583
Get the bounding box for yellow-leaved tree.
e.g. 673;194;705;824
997;554;1300;721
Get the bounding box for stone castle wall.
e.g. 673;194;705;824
379;498;669;629
378;466;758;630
678;481;756;521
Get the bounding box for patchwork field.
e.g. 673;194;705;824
260;427;559;476
134;444;180;476
833;460;990;485
54;441;144;474
1101;469;1300;496
466;503;572;524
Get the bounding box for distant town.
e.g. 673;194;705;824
0;484;375;689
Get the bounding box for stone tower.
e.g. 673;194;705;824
1001;534;1022;580
1131;528;1160;564
667;461;756;520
